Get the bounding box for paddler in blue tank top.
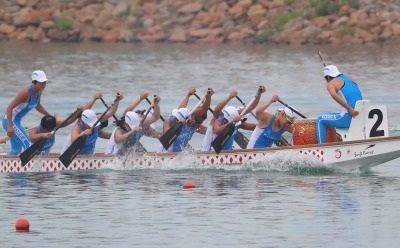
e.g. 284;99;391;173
2;70;51;155
28;92;104;155
316;65;363;144
247;95;297;149
201;86;266;151
159;88;214;152
61;92;124;155
28;115;58;156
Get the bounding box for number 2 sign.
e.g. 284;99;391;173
365;105;388;139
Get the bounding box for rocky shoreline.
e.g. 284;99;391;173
0;0;399;45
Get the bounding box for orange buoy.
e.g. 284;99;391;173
15;217;30;232
183;180;196;189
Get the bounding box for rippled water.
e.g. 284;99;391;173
2;169;400;248
1;42;400;247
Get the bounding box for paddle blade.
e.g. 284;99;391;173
159;122;183;151
59;136;86;168
19;137;48;166
211;123;235;154
234;131;249;149
116;132;140;157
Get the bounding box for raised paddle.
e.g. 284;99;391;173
278;100;307;118
100;97;127;131
193;92;250;149
59;106;111;168
318;50;327;66
116;102;155;157
212;90;260;154
159;93;208;151
317;51;344;141
146;97;196;151
236;96;291;147
145;97;165;122
100;97;147;152
19;108;81;166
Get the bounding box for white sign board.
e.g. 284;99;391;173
365;105;388;139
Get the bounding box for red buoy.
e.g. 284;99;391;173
183;180;196;189
15;217;30;232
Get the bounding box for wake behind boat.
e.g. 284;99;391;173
1;100;399;173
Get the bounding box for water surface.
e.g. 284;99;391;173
0;43;400;247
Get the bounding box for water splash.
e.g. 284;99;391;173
100;149;338;175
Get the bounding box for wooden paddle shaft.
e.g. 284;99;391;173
236;96;257;120
238;90;260;119
0;127;36;144
318;51;327;67
278;100;307;119
145;97;165;122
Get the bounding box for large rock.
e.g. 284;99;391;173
0;24;16;34
169;27;187;42
247;5;266;24
392;23;400;36
112;2;128;17
178;3;203;13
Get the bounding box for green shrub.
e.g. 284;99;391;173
339;26;355;36
309;0;340;16
254;29;275;43
273;12;299;32
55;14;73;31
309;0;360;16
130;18;143;28
375;36;385;43
347;0;360;9
285;0;295;5
253;12;298;43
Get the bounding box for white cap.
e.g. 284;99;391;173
81;109;100;127
323;65;341;77
223;106;239;122
31;70;48;83
172;108;189;121
125;111;140;129
278;106;297;119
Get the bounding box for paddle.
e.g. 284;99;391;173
0;127;36;144
145;97;165;122
147;97;196;151
59;107;111;168
278;100;307;118
318;50;327;66
159;94;207;151
116;102;154;157
317;51;343;141
19;109;81;166
236;96;291;147
100;97;147;152
212;91;260;154
100;97;127;130
192;92;249;149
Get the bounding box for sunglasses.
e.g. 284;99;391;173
285;115;294;125
279;110;294;125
